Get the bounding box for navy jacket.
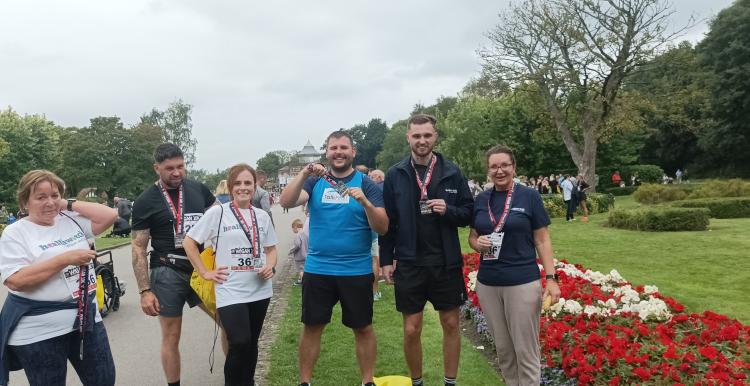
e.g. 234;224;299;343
380;153;474;268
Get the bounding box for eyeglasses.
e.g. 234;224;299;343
489;163;514;172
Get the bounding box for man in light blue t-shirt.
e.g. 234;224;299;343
279;131;388;386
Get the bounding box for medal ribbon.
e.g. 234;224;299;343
76;264;90;359
487;183;516;234
229;203;260;258
158;182;184;234
321;172;344;189
410;156;437;200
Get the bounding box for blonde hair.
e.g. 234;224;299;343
17;170;66;210
215;179;229;195
291;218;303;229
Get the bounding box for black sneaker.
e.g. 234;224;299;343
298;383;310;386
363;383;376;386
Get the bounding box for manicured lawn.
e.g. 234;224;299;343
95;235;131;250
460;195;750;323
266;284;503;386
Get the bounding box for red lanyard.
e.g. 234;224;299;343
411;155;437;200
487;183;516;233
159;182;184;233
229;203;260;258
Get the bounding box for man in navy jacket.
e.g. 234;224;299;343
380;114;474;386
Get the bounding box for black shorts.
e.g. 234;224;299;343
301;272;374;329
393;263;467;314
151;266;201;317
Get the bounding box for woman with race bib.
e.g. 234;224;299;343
0;170;117;386
183;163;277;386
467;145;561;386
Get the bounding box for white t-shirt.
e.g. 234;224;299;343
187;203;277;308
0;212;102;345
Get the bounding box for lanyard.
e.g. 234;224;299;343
410;155;437;200
487;183;516;234
229;203;260;258
158;182;184;234
321;172;340;187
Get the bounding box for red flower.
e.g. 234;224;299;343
698;345;718;360
631;367;651;381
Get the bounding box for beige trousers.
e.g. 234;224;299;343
476;280;542;386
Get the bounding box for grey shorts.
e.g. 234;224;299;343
150;266;201;317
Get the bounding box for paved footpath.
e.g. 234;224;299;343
1;205;304;386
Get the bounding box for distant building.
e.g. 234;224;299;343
278;140;322;187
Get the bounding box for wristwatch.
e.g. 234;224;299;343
545;273;559;282
66;199;77;211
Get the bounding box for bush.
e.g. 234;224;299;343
633;184;691;204
607;207;709;231
603;186;638;196
671;197;750;219
688;179;750;199
541;193;614;218
623;164;664;184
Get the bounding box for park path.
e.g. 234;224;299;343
0;204;304;386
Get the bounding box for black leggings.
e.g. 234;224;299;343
565;198;577;220
217;298;271;386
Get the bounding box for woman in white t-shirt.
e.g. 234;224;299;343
0;170;117;386
184;163;277;386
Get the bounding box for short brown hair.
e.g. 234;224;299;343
291;218;303;229
325;130;354;148
408;114;437;130
17;170;66;209
226;163;257;200
485;145;516;166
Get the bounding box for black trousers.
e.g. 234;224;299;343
217;298;271;386
565;198;577;220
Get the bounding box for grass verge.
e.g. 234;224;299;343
266;283;503;386
95;235;131;250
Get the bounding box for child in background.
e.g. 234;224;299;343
289;218;307;285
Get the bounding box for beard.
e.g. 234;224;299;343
411;143;434;157
330;159;352;174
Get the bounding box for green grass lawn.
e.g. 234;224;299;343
266;284;503;386
460;195;750;323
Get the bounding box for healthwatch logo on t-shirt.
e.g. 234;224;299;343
38;230;85;251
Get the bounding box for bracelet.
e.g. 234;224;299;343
139;288;151;295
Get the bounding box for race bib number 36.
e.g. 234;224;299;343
229;247;264;271
481;232;504;261
63;263;97;299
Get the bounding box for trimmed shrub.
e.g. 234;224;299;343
633;184;690;204
541;193;614;218
671;197;750;219
623;164;664;184
688;179;750;199
607;207;710;231
603;186;637;196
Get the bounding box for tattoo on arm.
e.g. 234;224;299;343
131;229;151;291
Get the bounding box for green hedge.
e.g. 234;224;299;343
623;164;664;184
671;197;750;219
603;186;638;196
607;207;709;231
633;184;692;204
688;179;750;199
541;193;615;218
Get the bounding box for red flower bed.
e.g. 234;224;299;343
462;253;750;385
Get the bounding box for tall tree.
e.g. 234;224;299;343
141;99;198;166
256;150;293;179
696;0;750;176
481;0;683;190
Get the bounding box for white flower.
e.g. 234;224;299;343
644;285;659;295
467;271;478;292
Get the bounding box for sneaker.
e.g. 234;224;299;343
363;383;376;386
373;292;381;301
293;279;302;286
298;383;310;386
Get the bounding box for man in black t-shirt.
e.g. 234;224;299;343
131;143;216;386
380;114;474;386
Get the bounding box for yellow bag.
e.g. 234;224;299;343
96;274;105;311
191;246;217;318
374;376;412;386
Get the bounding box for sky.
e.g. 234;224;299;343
0;0;734;171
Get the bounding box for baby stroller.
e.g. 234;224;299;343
110;216;131;237
94;250;125;317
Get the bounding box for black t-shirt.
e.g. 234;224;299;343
471;185;551;286
412;161;444;266
132;179;215;271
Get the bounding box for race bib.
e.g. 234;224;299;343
481;232;504;261
321;188;350;204
176;213;202;248
63;263;97;299
229;247;264;271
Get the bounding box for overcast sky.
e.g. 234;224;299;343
0;0;734;171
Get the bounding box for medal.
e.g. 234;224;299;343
482;183;516;261
322;172;349;196
411;155;437;215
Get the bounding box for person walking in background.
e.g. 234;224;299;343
468;145;561;386
215;180;230;204
611;170;622;187
113;195;132;224
540;177;551;194
675;168;683;184
576;174;590;222
289;218;307;285
549;174;559;194
252;171;273;223
560;174;577;222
